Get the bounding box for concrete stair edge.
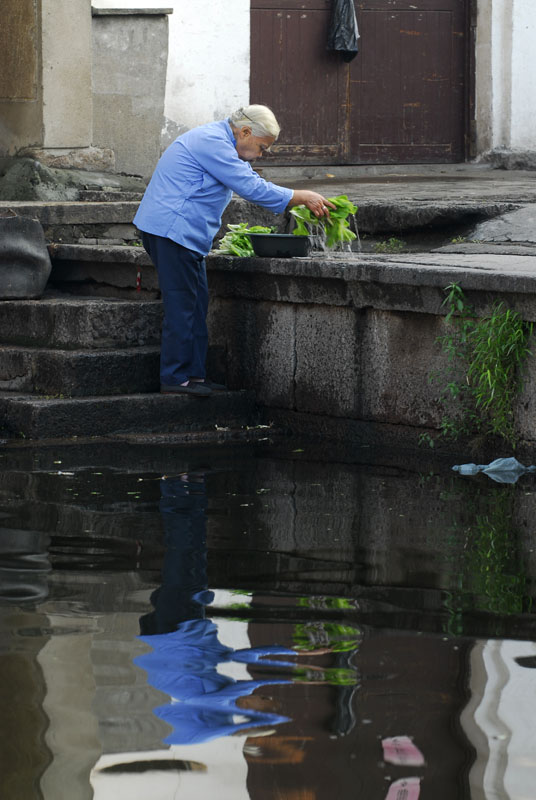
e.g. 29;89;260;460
0;346;161;396
0;300;163;347
0;390;258;439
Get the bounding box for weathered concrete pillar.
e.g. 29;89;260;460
0;0;113;170
91;8;171;179
41;0;93;150
30;0;114;170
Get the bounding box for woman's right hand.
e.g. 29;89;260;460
288;189;336;219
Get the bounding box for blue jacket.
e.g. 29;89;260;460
133;119;293;256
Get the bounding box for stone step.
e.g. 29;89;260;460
0;295;162;349
1;197;289;245
48;243;157;295
1;200;140;244
0;345;160;396
0;390;257;439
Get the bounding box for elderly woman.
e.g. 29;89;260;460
134;104;335;397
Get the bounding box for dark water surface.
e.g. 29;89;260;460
1;437;536;800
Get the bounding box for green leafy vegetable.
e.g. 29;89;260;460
217;223;274;257
290;194;358;249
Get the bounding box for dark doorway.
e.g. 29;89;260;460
250;0;472;165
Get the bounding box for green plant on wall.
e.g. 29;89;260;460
374;236;405;253
433;282;533;447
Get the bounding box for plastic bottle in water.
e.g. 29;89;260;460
452;463;481;475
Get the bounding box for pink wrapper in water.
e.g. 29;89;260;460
382;736;425;766
384;777;421;800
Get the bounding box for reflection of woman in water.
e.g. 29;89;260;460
135;473;297;744
136;473;357;745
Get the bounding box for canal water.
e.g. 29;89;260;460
1;436;536;800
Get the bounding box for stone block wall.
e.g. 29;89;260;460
206;252;536;446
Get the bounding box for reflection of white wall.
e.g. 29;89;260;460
461;639;536;800
91;738;251;800
91;0;249;149
37;614;102;800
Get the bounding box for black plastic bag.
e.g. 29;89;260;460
327;0;360;62
0;212;52;299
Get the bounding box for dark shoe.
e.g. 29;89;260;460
189;378;228;391
160;381;212;397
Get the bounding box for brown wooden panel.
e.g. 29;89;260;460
250;0;470;165
0;0;38;100
350;1;467;163
250;5;348;165
251;0;331;8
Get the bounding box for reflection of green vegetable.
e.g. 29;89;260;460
293;621;361;653
217;223;274;257
297;596;354;611
293;666;358;686
290;194;358;248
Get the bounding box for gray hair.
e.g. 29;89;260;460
229;104;280;139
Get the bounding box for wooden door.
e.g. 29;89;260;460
350;0;469;163
250;0;471;165
250;0;347;164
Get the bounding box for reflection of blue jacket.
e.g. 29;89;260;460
133;119;292;256
137;475;295;744
135;619;295;744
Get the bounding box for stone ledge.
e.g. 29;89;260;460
207;252;536;318
50;243;536;290
17;147;115;173
45;242;536;317
49;243;150;264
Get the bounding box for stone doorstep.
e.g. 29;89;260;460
0;390;257;440
0;346;161;396
0;296;162;349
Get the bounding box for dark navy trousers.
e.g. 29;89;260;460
142;232;208;386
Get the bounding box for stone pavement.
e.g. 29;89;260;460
261;162;536;206
229;162;536;245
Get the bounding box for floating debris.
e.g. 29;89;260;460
452;457;536;484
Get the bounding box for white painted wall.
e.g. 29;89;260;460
91;0;250;149
510;0;536;150
476;0;536;155
92;0;536;161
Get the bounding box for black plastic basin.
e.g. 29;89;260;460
247;233;311;258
